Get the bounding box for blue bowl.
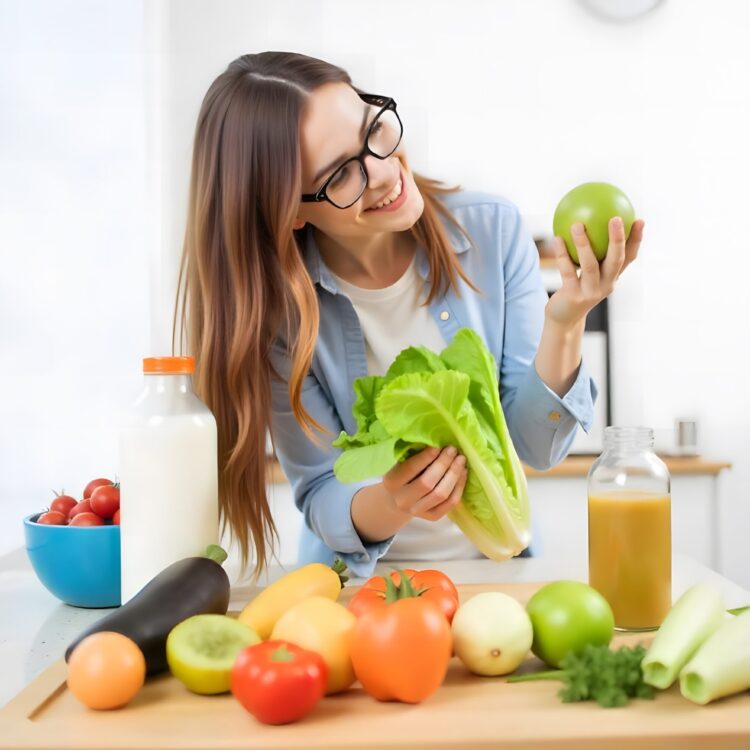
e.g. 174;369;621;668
23;513;121;608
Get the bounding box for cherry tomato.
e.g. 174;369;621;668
112;508;120;525
67;632;145;710
83;477;113;499
231;641;327;725
69;512;104;527
90;484;120;519
68;499;92;519
36;511;68;525
50;494;77;517
349;568;460;623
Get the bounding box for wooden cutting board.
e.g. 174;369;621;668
2;581;750;750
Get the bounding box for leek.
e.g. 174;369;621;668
641;584;725;689
680;610;750;704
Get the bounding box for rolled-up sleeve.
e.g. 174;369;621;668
270;342;394;576
497;206;598;471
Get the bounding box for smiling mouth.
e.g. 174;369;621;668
365;170;406;212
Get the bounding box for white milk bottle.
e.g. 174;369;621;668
119;356;219;604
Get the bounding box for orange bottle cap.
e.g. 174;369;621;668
143;356;195;374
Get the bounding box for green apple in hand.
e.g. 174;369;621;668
553;182;636;265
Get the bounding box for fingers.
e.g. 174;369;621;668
414;446;459;494
600;216;627;291
546;216;645;329
552;236;580;287
421;465;468;521
409;453;467;516
385;446;440;487
387;445;467;516
571;223;600;287
620;218;645;276
385;443;470;522
569;222;604;310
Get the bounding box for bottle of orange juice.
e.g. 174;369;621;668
588;426;672;631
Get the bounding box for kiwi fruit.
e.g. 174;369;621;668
166;614;260;694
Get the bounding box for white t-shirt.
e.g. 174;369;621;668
330;256;483;562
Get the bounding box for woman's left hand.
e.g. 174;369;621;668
545;217;645;330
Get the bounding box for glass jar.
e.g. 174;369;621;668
587;426;672;630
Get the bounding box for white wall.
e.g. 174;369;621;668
3;0;750;588
0;1;151;551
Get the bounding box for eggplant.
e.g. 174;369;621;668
65;544;230;675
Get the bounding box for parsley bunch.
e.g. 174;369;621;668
507;644;655;708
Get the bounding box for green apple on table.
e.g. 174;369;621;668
526;580;615;668
553;182;636;264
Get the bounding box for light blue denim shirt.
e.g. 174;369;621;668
270;191;597;577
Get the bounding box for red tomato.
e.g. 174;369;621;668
89;484;120;519
351;596;452;703
69;512;105;527
50;494;77;517
37;511;68;525
348;568;460;623
68;499;92;519
112;508;120;525
231;641;327;725
83;478;113;499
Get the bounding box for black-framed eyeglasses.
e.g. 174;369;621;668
300;93;403;210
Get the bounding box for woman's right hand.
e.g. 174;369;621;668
382;446;468;522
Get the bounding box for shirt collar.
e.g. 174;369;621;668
299;226;338;294
300;209;471;293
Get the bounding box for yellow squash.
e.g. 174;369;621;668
237;559;347;640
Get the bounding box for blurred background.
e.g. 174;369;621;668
2;0;749;584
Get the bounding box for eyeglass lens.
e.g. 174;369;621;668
326;107;402;208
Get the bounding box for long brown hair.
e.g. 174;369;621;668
174;52;476;577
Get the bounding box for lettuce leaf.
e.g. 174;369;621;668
332;328;530;559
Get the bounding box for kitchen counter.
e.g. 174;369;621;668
2;546;749;711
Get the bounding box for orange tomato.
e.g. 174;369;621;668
67;632;146;710
350;597;452;703
348;568;460;623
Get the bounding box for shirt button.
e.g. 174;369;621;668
548;410;562;422
440;311;450;321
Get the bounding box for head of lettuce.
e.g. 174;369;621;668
332;328;531;560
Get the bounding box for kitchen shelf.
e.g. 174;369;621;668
523;454;732;478
266;455;731;484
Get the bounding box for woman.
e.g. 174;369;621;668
174;51;643;578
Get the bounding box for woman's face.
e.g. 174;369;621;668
295;82;424;240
